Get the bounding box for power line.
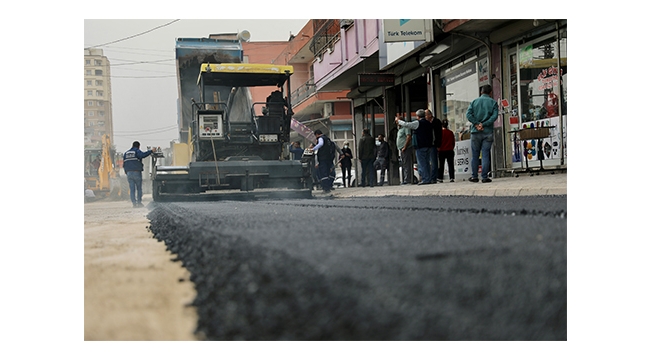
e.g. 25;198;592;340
85;19;180;49
111;59;176;66
111;75;176;78
114;125;178;135
104;45;172;53
110;67;174;74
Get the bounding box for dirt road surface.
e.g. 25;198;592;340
84;194;197;340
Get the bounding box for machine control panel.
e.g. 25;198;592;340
199;113;224;139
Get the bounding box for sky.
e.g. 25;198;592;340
84;19;310;152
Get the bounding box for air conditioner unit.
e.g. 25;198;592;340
323;103;333;117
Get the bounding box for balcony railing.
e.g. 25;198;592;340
310;19;341;58
291;78;316;105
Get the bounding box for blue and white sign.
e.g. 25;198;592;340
383;19;427;42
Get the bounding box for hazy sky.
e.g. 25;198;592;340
84;19;309;152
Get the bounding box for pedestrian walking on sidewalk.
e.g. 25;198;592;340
437;119;456;183
374;134;389;186
466;84;499;183
358;129;376;187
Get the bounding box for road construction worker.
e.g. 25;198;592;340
123;141;152;208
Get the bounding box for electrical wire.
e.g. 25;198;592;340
85;19;180;49
103;45;172;54
110;75;176;78
110;59;176;66
114;127;177;135
114;125;178;135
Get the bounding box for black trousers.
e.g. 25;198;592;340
340;164;352;186
437;150;455;180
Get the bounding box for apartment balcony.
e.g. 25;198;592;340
291;78;316;106
310;20;341;58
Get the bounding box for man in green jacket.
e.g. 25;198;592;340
466;84;499;183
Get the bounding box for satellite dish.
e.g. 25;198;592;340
238;30;251;42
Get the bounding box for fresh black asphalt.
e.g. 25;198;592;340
147;195;567;340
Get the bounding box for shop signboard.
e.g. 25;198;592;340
383;19;427;42
441;63;476;87
454;140;472;179
358;73;395;87
478;58;489;86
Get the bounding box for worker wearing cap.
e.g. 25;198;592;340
123;141;152;208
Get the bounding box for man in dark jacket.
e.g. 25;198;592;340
289;141;304;160
426;109;443;182
123;141;152;207
312;129;335;193
395;109;436;185
357;129;376;187
339;141;353;187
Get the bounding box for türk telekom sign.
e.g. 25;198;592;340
383;19;428;42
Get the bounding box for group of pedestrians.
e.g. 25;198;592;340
394;84;498;185
356;129;398;187
395;108;444;185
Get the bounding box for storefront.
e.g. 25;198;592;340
503;28;567;171
425;22;567;178
428;46;491;180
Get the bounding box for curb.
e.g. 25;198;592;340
322;173;567;198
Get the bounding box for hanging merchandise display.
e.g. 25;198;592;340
507;31;567;170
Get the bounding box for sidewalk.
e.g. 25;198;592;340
326;172;567;198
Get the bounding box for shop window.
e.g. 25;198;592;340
518;36;566;123
440;58;483;142
509;32;567;166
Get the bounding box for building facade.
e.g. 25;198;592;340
221;20;567;186
84;48;114;149
280;19;567;185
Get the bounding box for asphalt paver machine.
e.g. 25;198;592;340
151;62;313;201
